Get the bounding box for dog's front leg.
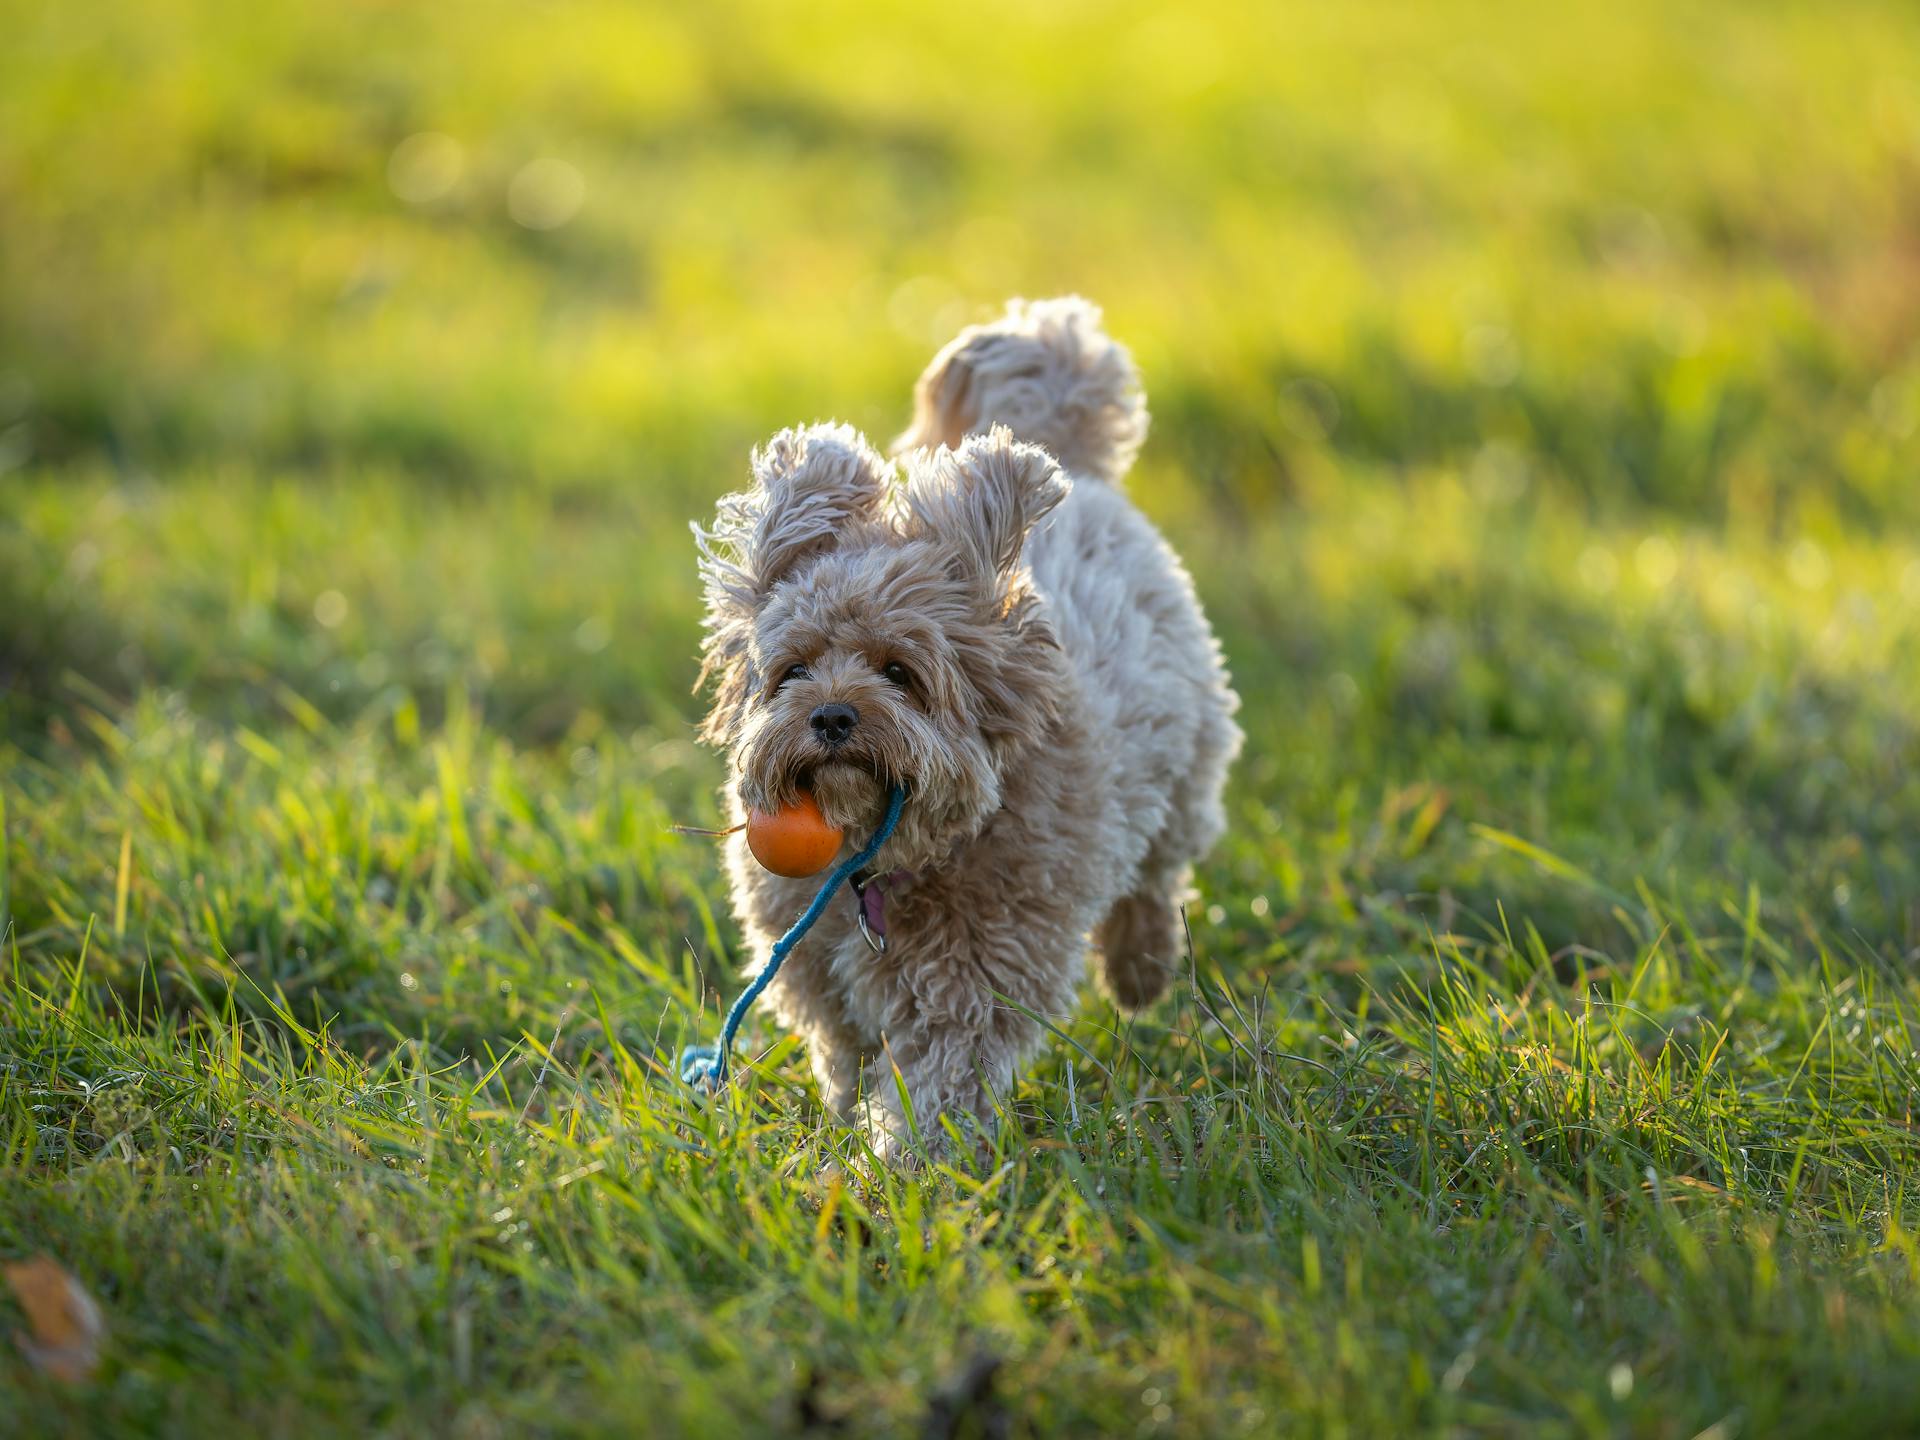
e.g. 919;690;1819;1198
853;1006;1036;1167
852;902;1085;1166
860;952;1082;1167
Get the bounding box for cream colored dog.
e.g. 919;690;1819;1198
694;297;1240;1162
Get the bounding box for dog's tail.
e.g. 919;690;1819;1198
895;296;1147;485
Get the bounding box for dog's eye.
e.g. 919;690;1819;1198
882;660;913;688
780;662;811;686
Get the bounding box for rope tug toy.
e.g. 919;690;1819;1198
679;785;907;1091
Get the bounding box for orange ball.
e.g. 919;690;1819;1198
745;791;845;878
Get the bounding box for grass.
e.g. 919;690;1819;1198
5;0;1920;1434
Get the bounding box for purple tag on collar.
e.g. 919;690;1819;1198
855;869;916;939
859;882;888;938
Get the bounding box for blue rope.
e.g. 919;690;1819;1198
680;785;906;1091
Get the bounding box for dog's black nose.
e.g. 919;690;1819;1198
809;702;858;747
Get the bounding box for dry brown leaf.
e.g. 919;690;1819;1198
5;1255;106;1382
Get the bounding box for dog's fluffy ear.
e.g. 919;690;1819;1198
693;422;893;741
903;426;1069;762
901;425;1069;583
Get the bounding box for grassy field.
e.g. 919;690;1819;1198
6;0;1920;1434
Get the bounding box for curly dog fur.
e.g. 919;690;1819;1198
694;296;1241;1162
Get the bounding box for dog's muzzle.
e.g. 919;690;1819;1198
809;702;858;749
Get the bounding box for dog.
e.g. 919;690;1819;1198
694;296;1241;1163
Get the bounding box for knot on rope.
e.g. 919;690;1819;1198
678;1043;725;1090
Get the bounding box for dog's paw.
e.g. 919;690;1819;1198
1095;890;1181;1009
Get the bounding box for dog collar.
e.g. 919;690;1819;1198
848;867;915;953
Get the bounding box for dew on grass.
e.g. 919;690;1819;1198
508;159;585;230
389;133;464;205
1464;323;1520;386
1635;536;1678;589
1468;440;1529;503
888;276;966;346
1657;300;1706;356
1902;559;1920;603
313;590;349;628
574;616;611;653
1870;376;1916;439
1787;540;1830;590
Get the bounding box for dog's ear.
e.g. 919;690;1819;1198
700;422;895;604
900;425;1069;584
693;423;893;741
903;426;1069;760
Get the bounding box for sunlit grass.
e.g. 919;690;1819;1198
8;814;1920;1434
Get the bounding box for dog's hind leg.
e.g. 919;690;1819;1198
1094;883;1185;1011
1097;690;1240;1010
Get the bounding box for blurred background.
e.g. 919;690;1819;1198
3;0;1919;1033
